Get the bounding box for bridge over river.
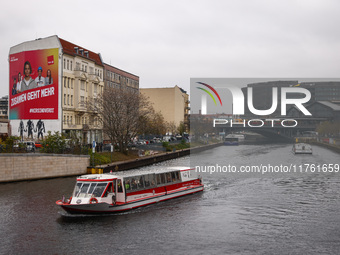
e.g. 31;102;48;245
214;117;326;141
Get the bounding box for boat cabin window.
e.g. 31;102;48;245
166;173;172;183
103;182;114;197
92;183;108;197
78;183;90;197
124;174;157;193
138;176;145;189
171;172;177;182
144;174;156;187
174;171;181;181
156;173;166;185
117;179;123;193
88;183;97;194
73;182;108;198
124;179;131;191
74;182;82;197
131;178;138;190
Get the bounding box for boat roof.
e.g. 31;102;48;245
77;166;194;181
294;143;312;147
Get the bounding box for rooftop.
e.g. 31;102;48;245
59;37;103;67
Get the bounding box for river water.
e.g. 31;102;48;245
0;143;339;255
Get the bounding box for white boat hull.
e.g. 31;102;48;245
57;185;204;214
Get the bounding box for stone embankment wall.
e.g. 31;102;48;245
0;154;90;183
92;143;223;173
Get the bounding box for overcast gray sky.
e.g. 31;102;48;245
1;0;340;98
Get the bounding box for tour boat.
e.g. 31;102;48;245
224;137;239;145
56;167;204;214
292;143;313;154
224;133;245;145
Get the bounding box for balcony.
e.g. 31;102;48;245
74;69;87;80
88;123;102;130
89;73;100;83
75;102;86;113
63;123;81;130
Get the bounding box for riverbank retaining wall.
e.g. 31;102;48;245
0;154;90;183
91;142;223;173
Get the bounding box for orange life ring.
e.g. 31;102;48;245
89;197;98;204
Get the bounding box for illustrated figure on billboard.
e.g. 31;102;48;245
35;119;45;139
35;66;45;87
45;69;53;85
12;78;17;95
16;72;22;93
26;119;34;139
18;120;25;141
21;61;37;92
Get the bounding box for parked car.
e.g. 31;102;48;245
23;141;36;152
103;144;113;152
35;142;43;149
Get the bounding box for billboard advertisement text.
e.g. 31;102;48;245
9;48;59;120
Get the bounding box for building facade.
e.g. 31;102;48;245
104;63;139;91
9;35;104;144
140;86;189;132
0;96;8;120
59;38;104;144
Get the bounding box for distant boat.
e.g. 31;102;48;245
224;134;245;145
224;137;239;145
292;143;312;154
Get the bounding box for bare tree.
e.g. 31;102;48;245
139;110;167;136
88;87;153;153
166;121;177;135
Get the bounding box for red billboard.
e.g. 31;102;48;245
9;48;59;120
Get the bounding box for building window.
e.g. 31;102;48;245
67;95;69;105
68;78;70;88
70;116;72;124
67;60;69;70
71;95;73;106
81;81;85;90
67;116;69;124
64;77;66;87
64;59;66;69
70;61;73;71
71;79;73;89
64;94;66;105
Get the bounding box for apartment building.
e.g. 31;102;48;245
140;86;189;132
9;35;104;143
104;63;139;91
59;38;104;143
